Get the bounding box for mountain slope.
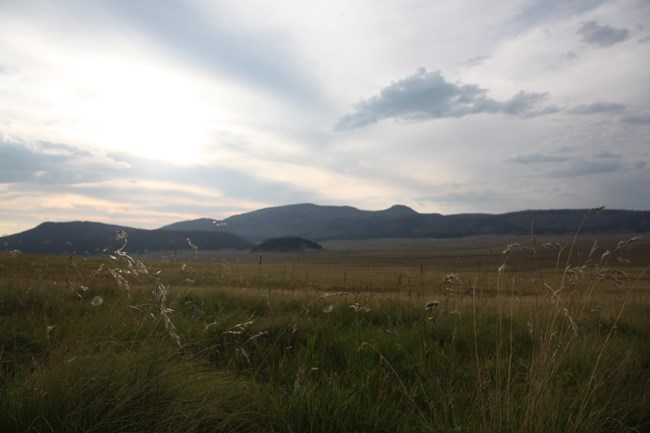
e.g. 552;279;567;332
161;203;438;241
251;237;323;252
1;221;254;255
161;204;650;242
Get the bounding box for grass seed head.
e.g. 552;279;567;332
502;243;520;254
442;273;463;286
349;302;371;312
589;205;606;214
425;300;440;311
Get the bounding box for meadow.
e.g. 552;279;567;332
1;227;649;432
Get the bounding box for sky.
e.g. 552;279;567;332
1;0;649;235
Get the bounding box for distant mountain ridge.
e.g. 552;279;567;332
0;221;254;255
160;203;650;242
3;204;649;255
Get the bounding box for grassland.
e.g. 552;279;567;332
1;229;649;432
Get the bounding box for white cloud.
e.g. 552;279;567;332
567;102;627;114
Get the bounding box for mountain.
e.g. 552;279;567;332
5;205;648;255
0;221;254;255
251;237;323;252
160;204;650;242
160;203;429;242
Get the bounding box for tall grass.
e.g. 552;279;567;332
1;219;649;432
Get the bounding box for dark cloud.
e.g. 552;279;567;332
567;102;627;114
0;140;42;182
620;112;650;124
633;161;647;170
593;151;621;159
578;21;630;48
509;0;607;32
0;137;129;184
335;69;558;130
509;150;640;177
508;153;568;164
550;159;624;177
565;104;650;125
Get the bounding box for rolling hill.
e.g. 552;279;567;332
0;221;254;255
160;203;650;242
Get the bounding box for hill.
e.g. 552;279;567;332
251;236;323;252
0;221;254;255
160;204;650;242
5;205;648;253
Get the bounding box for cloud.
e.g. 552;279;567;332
1;0;323;109
91;0;323;105
559;51;578;62
620;112;650;124
567;102;627;114
550;159;624;177
578;21;630;48
563;103;650;126
593;150;621;159
460;55;490;68
508;152;568;164
0;137;129;184
434;190;498;204
633;161;647;170
509;148;639;177
509;0;608;32
118;152;322;206
335;69;558;130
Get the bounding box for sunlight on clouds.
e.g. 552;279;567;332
72;179;223;200
0;15;268;165
68;178;271;220
69;179;227;211
38;193;127;211
197;122;464;210
45;52;219;164
0;176;271;233
81;65;212;163
236;157;406;203
1;188;195;230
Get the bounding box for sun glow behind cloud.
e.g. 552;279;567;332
1;15;247;165
73;60;216;164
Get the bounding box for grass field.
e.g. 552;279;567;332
1;228;649;432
